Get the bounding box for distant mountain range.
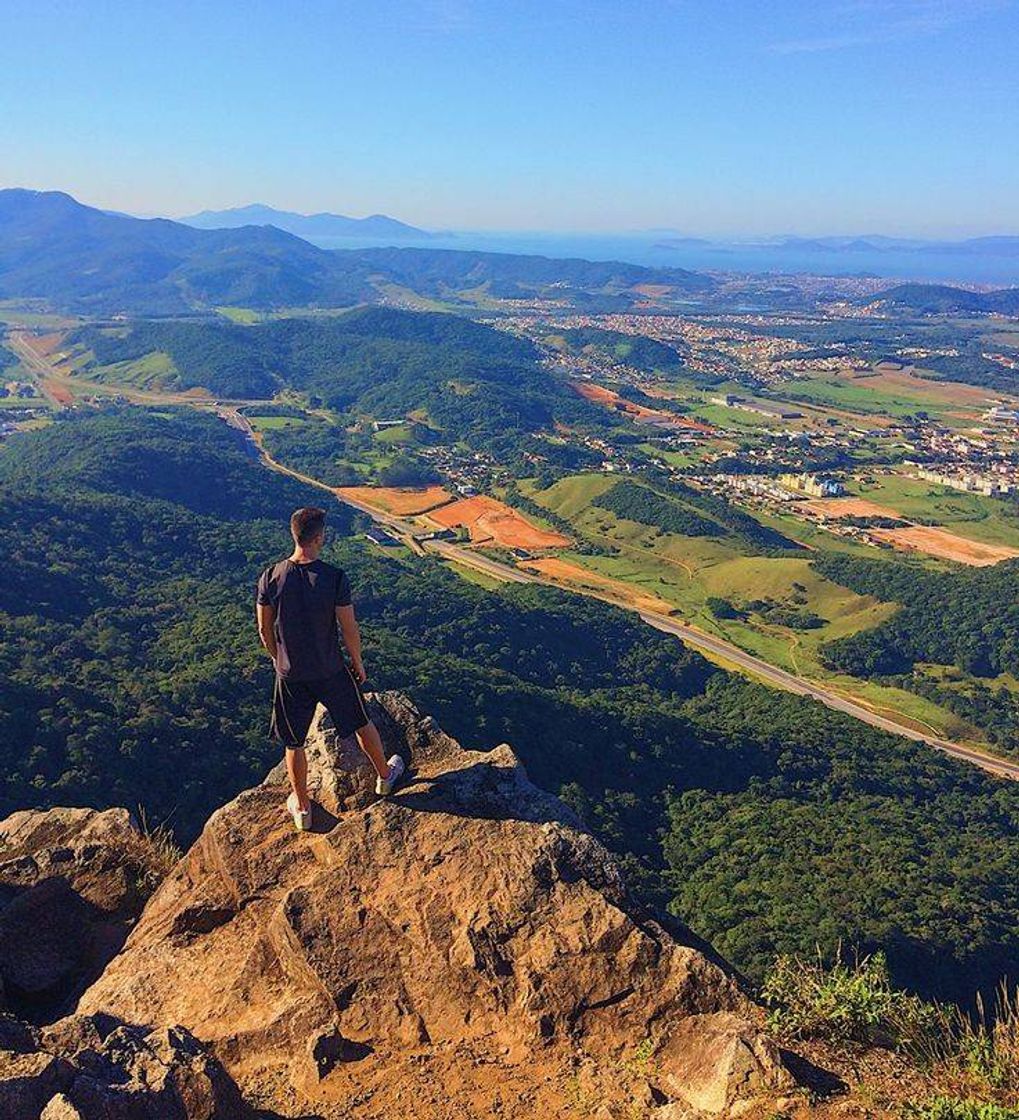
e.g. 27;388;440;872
0;189;711;314
179;202;437;240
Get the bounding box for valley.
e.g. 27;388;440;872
6;220;1019;764
5;189;1019;1011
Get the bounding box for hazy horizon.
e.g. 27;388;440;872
3;1;1017;239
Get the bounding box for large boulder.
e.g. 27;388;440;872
0;807;170;1021
80;692;797;1119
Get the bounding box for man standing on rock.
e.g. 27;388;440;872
256;506;405;830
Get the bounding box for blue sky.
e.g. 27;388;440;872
1;0;1016;235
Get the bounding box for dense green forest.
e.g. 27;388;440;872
813;552;1019;751
3;409;1019;1004
74;308;612;467
0;339;18;371
594;479;720;536
594;478;803;552
814;552;1019;679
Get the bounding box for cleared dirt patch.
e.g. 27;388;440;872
22;331;66;358
336;485;453;516
429;496;569;549
42;380;73;405
801;497;905;519
570;381;713;433
523;557;675;614
871;525;1019;566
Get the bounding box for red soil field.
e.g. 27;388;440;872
570;381;714;434
801;497;904;519
429;496;569;549
336;485;453;516
871;526;1019;567
42;380;73;405
524;557;675;613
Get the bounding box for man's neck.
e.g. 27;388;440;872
289;546;319;564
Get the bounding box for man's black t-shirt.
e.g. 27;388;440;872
256;558;352;681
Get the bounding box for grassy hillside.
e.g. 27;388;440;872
816;551;1019;752
524;472;978;741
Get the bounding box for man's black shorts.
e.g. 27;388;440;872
271;666;369;748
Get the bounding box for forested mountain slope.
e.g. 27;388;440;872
2;410;1019;1002
0;188;365;313
0;189;713;314
72;308;609;460
815;552;1019;752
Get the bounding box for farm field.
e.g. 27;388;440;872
864;364;1006;409
767;364;1016;429
775;376;917;419
428;495;570;548
848;472;1019;549
0;302;82;330
336;484;453;516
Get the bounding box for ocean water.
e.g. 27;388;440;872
313;231;1019;287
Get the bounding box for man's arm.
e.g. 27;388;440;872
337;604;366;683
256;603;278;661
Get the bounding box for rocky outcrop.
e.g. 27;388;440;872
0;1012;252;1119
0;807;169;1021
79;692;796;1119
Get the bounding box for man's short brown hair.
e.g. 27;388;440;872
290;506;327;545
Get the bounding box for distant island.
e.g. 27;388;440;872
179;202;437;240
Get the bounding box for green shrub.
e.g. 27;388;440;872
761;950;937;1046
706;596;744;620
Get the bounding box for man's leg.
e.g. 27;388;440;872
354;720;390;780
272;678;316;814
286;746;311;813
318;670;390;780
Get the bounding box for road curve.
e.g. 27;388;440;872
231;407;1019;782
636;611;1019;781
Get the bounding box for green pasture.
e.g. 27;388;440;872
247;414;309;431
521;469;982;742
215;306;262;324
82;351;179;392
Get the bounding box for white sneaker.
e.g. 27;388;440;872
375;755;406;797
286;792;312;831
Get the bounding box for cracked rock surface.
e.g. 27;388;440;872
76;692;796;1117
